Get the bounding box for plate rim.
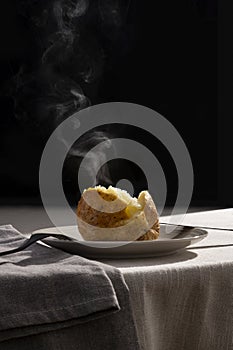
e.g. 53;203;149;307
36;224;208;244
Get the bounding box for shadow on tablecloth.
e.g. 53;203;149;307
101;250;197;268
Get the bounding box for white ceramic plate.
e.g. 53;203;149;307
33;224;208;258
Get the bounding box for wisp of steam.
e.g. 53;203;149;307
6;0;131;192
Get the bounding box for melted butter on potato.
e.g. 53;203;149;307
82;185;142;219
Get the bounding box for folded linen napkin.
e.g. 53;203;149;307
0;225;140;350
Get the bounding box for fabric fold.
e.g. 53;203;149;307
0;225;140;350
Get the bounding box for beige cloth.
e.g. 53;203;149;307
107;209;233;350
162;208;233;230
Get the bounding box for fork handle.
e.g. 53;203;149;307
0;233;70;257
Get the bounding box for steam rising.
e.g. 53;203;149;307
8;0;130;190
12;0;92;131
72;131;113;186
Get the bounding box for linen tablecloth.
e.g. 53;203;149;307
0;225;140;350
106;209;233;350
1;209;233;350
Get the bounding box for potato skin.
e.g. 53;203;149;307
77;196;129;228
136;219;160;241
77;188;159;241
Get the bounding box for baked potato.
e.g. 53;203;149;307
77;186;159;241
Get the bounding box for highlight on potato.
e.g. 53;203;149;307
76;186;160;241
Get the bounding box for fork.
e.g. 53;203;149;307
160;222;233;231
0;233;73;257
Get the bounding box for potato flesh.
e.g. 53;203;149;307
84;186;142;219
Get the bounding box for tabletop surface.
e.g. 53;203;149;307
1;207;233;350
102;208;233;271
106;208;233;350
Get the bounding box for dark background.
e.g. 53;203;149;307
0;0;229;208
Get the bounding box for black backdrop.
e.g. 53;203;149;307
0;0;222;207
